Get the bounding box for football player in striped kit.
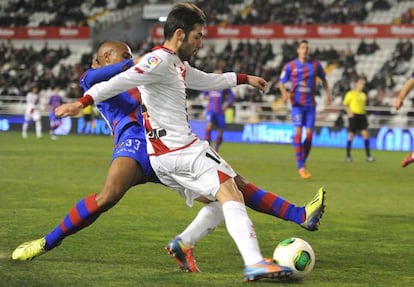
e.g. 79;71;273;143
12;12;324;280
278;40;333;179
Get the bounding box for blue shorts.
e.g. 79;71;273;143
49;112;62;127
206;111;226;129
112;124;160;183
291;106;316;129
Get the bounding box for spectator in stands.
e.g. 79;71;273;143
48;86;64;140
343;77;375;163
278;39;333;179
393;74;414;167
281;40;299;63
390;52;410;75
366;39;380;55
372;0;391;10
357;38;367;55
262;40;275;64
357;39;380;55
400;38;413;61
333;77;351;99
22;86;42;139
0;40;77;101
0;84;21;102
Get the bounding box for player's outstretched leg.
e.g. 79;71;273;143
165;201;223;272
239;180;306;224
300;187;326;231
240;181;326;231
401;152;414;167
166;237;200;272
12;194;103;261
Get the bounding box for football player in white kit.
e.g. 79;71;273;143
16;39;325;279
11;9;326;278
22;85;42;139
72;3;294;281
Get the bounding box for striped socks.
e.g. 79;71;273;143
242;183;305;224
44;194;102;250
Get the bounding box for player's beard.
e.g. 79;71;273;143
177;41;195;62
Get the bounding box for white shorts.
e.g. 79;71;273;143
150;139;236;207
24;110;41;122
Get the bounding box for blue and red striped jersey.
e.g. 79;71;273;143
203;88;234;114
279;58;326;107
80;59;143;141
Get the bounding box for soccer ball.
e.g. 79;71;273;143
272;237;315;280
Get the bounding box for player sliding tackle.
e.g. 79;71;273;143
11;3;326;282
12;44;325;280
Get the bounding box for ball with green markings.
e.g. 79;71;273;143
273;237;315;280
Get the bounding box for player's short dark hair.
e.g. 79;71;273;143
298;39;309;47
163;3;206;40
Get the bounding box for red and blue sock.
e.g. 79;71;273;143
205;127;212;143
242;183;305;224
44;194;102;250
293;133;305;169
304;133;313;160
215;134;223;152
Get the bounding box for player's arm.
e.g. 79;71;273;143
82;59;134;89
82;54;164;105
321;78;333;105
226;88;235;108
317;62;333;105
394;77;414;110
246;75;267;92
342;93;353;118
185;63;267;92
277;65;291;102
278;82;289;102
220;88;236;112
55;101;83;117
56;59;135;118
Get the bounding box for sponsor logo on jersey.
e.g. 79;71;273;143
147;56;159;67
139;55;162;71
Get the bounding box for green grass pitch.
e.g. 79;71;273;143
1;131;413;286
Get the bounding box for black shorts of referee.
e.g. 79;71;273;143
348;114;368;133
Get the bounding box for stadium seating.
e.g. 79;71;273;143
0;0;145;27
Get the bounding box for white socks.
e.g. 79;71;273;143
178;200;263;266
178;201;224;247
222;201;263;266
35;120;42;138
22;121;42;138
22;122;28;138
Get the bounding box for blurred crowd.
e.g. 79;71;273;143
0;0;402;27
0;0;143;27
196;0;392;25
0;41;89;101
